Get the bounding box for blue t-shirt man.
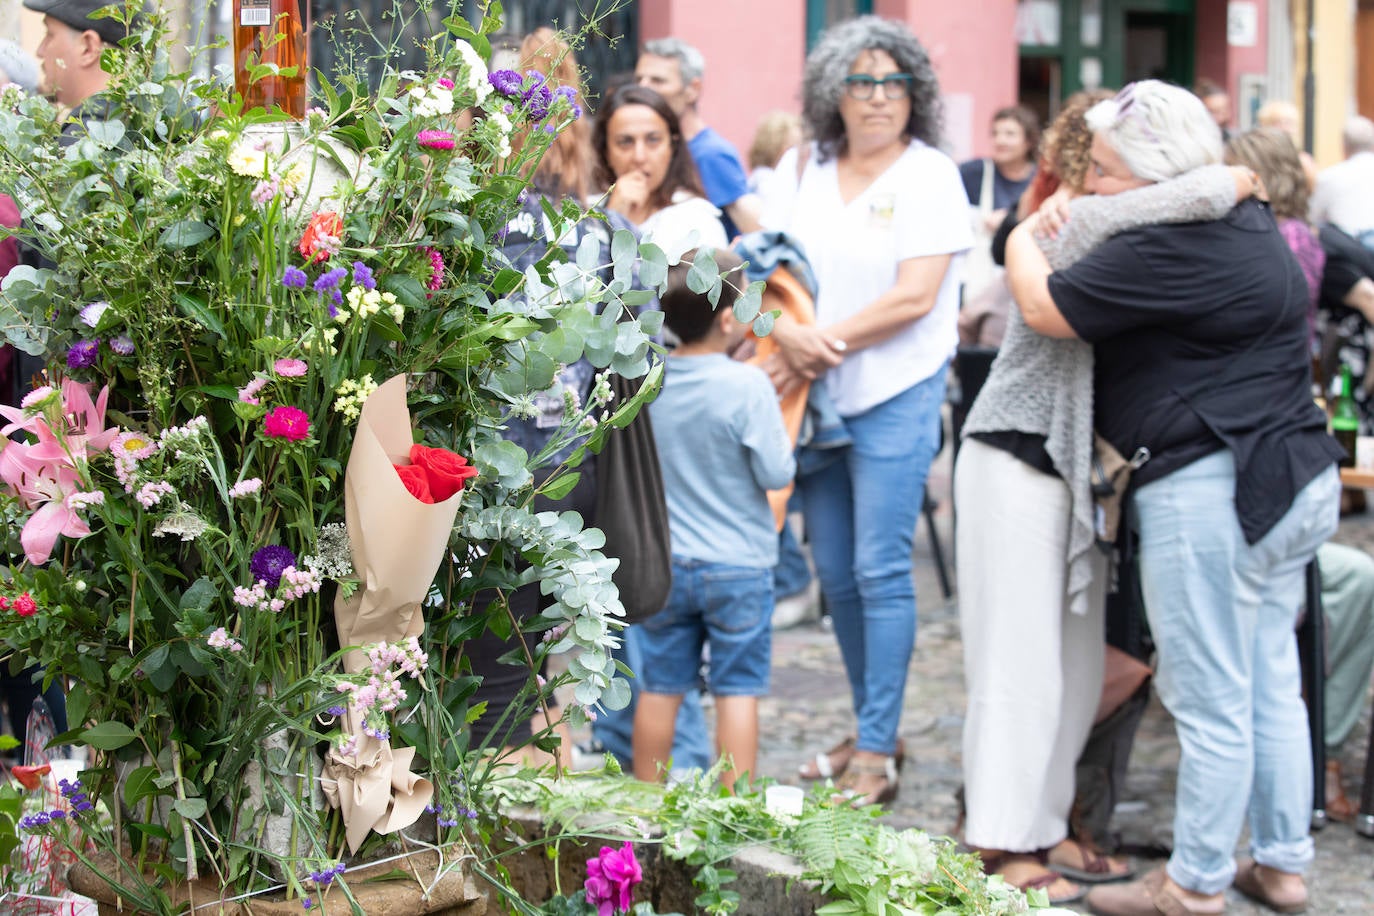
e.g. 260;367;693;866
688;127;751;241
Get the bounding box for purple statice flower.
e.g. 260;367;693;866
326;705;346;717
59;779;94;813
488;68;524;97
66;338;100;369
351;261;375;291
522;72;552;120
553;85;582;119
327;302;339;319
250;545;297;589
313;267;348;293
109;335;135;356
308;862;347;886
281;266;309;289
302;898;313;910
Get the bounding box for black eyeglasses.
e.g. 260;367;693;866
843;73;913;101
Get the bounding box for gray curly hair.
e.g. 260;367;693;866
802;16;942;162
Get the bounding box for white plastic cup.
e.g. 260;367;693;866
1357;436;1374;471
764;784;804;818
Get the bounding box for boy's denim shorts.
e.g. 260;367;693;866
637;556;774;697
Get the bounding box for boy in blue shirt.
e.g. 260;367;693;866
632;248;796;791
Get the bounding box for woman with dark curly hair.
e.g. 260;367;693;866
758;16;972;807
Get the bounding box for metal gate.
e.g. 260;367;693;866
192;1;636;108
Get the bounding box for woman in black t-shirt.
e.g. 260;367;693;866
1006;81;1342;916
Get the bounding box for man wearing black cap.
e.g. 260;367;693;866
23;0;136;121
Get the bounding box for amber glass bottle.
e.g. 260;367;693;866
233;0;309;117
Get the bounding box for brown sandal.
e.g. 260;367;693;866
799;736;856;780
832;755;900;807
799;736;906;781
1046;837;1134;884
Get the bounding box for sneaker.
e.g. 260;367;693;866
772;580;821;629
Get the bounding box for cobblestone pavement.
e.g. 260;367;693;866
746;452;1374;914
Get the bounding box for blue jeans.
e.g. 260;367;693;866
797;370;946;755
774;505;812;599
1134;451;1339;894
590;624;712;771
640;558;774;696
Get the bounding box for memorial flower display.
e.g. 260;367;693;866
0;5;670;909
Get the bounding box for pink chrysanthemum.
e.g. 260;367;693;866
273;358;308;377
264;406;311;442
417;129;456;151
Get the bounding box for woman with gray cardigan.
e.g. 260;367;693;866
954;92;1254;903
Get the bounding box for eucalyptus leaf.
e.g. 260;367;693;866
159;220;215;250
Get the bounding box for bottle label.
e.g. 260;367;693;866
240;0;272;26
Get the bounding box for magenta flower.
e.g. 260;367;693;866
273;358;308;377
263;406;310;441
417;129;456;151
584;842;641;916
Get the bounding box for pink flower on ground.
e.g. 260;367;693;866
264;406;311;441
273;358;308;377
584;842;642;916
417;129;456;151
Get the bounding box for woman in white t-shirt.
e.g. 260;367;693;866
761;17;972;807
592;84;727;260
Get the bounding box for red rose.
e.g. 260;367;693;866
394;463;435;504
298;211;344;264
12;593;37;617
410;444;479;502
12;763;49;791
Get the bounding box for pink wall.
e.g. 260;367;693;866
640;1;808;160
639;0;1016;163
1195;0;1268;132
882;0;1021;159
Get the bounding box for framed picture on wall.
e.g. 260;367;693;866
1237;73;1267;131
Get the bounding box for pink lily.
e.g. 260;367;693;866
0;381;116;459
0;447;91;565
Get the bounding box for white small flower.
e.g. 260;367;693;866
455;41;491;104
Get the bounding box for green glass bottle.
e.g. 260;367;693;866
1332;364;1360;468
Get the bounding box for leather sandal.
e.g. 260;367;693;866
798;735;855;780
833;755;900;807
1047;837;1135;884
1086;867;1224;916
1233;858;1308;914
981;852;1086;906
799;736;905;781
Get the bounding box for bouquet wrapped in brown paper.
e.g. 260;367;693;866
321;374;476;851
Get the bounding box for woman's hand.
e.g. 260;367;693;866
1228;165;1266;202
608;172;652;218
771;319;846;378
762;352;810;398
1029;187;1075;239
